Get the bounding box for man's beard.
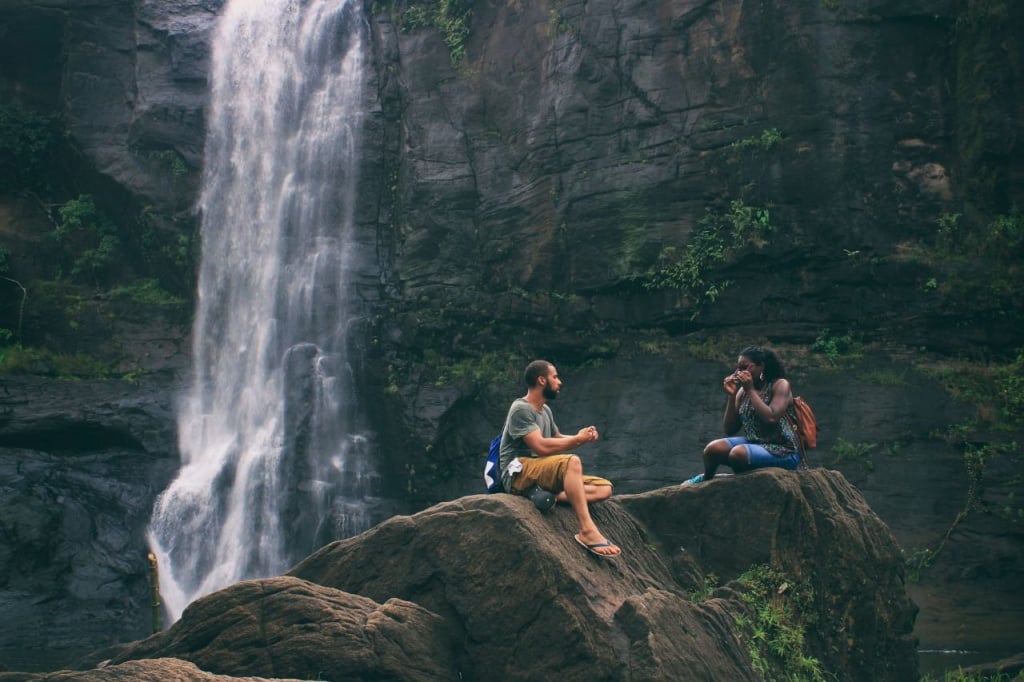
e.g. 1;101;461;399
542;386;559;400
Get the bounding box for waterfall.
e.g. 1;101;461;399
148;0;375;623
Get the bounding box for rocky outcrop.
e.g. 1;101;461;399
11;469;916;681
104;577;454;681
282;469;916;681
0;658;306;682
0;375;181;671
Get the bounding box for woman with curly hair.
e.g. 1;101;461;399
683;345;803;485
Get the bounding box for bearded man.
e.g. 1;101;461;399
498;359;621;558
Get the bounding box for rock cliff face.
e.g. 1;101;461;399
0;0;1021;673
3;470;919;681
0;376;181;670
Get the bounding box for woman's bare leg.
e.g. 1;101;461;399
702;438;733;478
727;444;750;471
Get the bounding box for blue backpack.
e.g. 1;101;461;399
483;434;502;493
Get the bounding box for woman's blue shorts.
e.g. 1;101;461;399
723;436;800;470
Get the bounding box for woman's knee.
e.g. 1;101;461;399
727;445;749;469
703;439;729;457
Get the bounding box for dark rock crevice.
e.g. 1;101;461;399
0;422;143;453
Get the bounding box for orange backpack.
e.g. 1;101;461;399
789;396;818;450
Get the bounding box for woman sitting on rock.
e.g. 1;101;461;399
683;345;802;485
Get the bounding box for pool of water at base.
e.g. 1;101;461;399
918;648;1020;679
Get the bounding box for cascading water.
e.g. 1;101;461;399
148;0;376;623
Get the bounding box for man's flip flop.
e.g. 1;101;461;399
575;533;621;558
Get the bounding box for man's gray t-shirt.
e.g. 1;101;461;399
499;397;559;473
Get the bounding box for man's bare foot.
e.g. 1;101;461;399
574;532;621;558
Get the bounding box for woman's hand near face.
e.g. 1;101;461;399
734;369;754;390
723;372;740;395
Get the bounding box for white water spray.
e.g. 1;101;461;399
148;0;375;623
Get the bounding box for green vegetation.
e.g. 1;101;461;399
829;438;877;470
422;348;520;387
905;351;1024;580
51;195;122;284
811;329;862;366
730;128;783;154
733;564;826;682
0;344;116;380
398;0;474;64
138;206;198;291
933;207;1023;267
926;352;1024;431
146;149;189;177
0;277;187;380
0;104;56;191
0;97;194;380
548;7;573;37
921;667;1024;681
636;336;674;356
904;440;996;580
637;199;771;317
684;334;746;362
688;572;719;601
907;207;1022;333
107;278;186;306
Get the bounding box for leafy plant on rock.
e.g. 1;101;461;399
637;199;772;318
730;128;783;154
733;564;826;682
0;344;115;380
811;329;861;366
107;278;186;307
915;207;1024;318
51;194;122;284
688;571;719;601
146;149;189;177
398;0;474;64
927;352;1024;431
829;437;877;470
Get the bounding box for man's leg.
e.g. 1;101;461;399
581;483;612;503
562;455;620;557
555;480;612;504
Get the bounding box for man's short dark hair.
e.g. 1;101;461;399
524;360;552;387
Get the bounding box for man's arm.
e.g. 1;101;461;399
522;425;598;456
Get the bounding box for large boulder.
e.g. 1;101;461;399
287;468;917;680
618;468;919;680
105;576;454;681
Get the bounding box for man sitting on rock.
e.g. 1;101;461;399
499;359;621;558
